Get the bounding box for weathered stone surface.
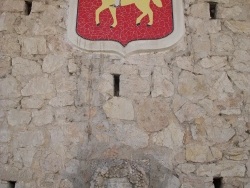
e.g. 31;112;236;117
49;92;74;107
31;1;47;13
192;34;210;59
198;56;228;70
0;12;16;32
32;108;54;126
7;110;31;126
42;55;66;73
42;152;63;173
137;99;170;132
13;147;36;167
114;123;148;149
0;56;11;78
225;148;248;161
1;0;25;12
55;73;77;93
186;143;222;163
227;71;250;91
151;67;174;98
190;3;210;19
103;97;134;120
0;129;11;143
14;131;44;148
21;76;55;97
196;162;246;177
98;73;113;100
225;21;250;34
175;102;206;123
211;34;234;55
120;75;150;98
68;60;78;73
59;179;74;188
217;6;242;19
21;97;44;109
105;178;132;188
231;50;250;72
177;164;196;174
0;76;20;99
175;56;193;72
21;37;47;55
152;123;184;149
178;71;208;102
12;57;42;76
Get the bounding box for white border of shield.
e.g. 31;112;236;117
67;0;185;56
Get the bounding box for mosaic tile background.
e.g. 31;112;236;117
76;0;173;46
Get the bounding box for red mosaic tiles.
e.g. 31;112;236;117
76;0;173;46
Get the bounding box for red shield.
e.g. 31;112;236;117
76;0;173;46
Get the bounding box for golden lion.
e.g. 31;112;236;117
95;0;163;28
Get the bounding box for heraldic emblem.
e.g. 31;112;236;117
68;0;184;55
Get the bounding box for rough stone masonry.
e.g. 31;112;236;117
0;0;250;187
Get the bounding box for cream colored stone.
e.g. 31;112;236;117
114;123;149;149
211;34;234;55
0;129;11;143
21;97;44;109
190;3;210;19
14;131;44;148
42;55;66;73
14;147;35;167
49;92;74;107
152;123;184;149
0;12;16;31
225;21;250;34
152;67;174;98
186;143;222;163
175;102;206;123
199;56;228;70
31;2;46;13
103;97;134;120
175;56;193;72
177;164;196;174
1;0;25;12
21;37;47;55
178;71;208;102
137;99;170;132
192;34;210;59
32;108;54;126
98;73;113;100
55;73;77;93
120;74;150;98
232;50;250;72
0;76;20;99
21;76;55;97
227;71;249;91
42;152;63;173
12;57;42;76
7;109;31;126
217;6;242;19
68;60;78;73
59;179;74;188
0;56;11;78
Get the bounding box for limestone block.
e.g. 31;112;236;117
0;145;9;164
211;34;234;55
205;20;222;34
231;50;250;72
21;76;55;98
225;148;248;161
59;179;74;188
177;164;196;174
55;73;77;93
198;56;228;70
188;18;221;34
206;125;235;144
227;71;250;91
120;75;150;98
1;0;25;12
175;102;206;123
12;57;42;76
42;54;66;73
235;35;250;50
14;131;44;148
247;159;250;177
0;181;9;188
31;2;46;13
137;99;170;132
114;123;148;149
42;152;63;173
178;71;208;102
152;123;184;149
0;129;11;143
192;34;210;59
98;73;113;100
196;162;246;177
0;12;16;31
7;109;31;126
190;3;210;19
32;108;54;126
0;76;21;99
217;6;242;19
186;143;222;163
0;34;21;56
65;159;80;174
175;56;193;72
49;92;74;107
0;56;11;78
105;64;138;75
199;99;220;116
151;67;174;98
166;175;181;188
14;147;35;167
21;97;44;109
68;60;78;73
103;97;134;120
21;37;47;55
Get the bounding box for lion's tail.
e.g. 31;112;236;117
152;0;162;7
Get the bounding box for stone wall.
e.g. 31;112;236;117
0;0;249;187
